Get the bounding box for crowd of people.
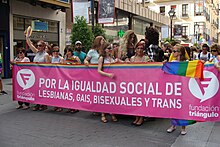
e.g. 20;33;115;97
12;26;220;135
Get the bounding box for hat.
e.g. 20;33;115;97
75;41;82;45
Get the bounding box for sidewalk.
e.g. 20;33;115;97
0;78;220;147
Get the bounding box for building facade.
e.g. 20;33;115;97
2;0;170;78
0;0;70;78
146;0;219;45
67;0;170;42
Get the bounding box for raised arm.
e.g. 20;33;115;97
25;35;38;53
97;56;114;78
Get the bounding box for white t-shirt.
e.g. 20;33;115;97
87;49;99;64
196;52;211;61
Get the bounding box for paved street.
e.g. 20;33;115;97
0;79;220;147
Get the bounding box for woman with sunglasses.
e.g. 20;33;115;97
209;44;220;63
97;42;118;123
14;47;30;110
25;29;51;111
50;45;64;112
209;44;220;72
166;45;192;135
51;45;64;64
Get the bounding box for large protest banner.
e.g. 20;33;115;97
13;63;220;121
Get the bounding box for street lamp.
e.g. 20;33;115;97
168;8;175;40
194;23;199;44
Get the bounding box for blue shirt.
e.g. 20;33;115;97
74;51;86;64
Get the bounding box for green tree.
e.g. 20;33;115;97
93;24;106;39
71;16;94;53
163;38;179;46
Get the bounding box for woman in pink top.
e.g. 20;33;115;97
14;48;30;110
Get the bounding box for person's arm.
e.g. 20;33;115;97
44;54;51;63
115;58;124;63
97;56;114;78
214;61;220;72
84;56;91;65
195;53;199;60
25;35;38;53
60;57;64;64
24;57;30;62
75;56;81;64
130;56;135;62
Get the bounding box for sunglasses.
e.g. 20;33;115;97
18;51;24;54
37;44;43;47
106;47;112;50
53;50;59;52
173;50;179;53
211;50;217;52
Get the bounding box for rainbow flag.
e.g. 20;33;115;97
199;34;203;41
162;60;204;79
171;119;196;126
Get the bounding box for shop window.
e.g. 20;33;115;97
13;17;24;30
25;18;32;29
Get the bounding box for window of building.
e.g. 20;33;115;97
13;17;24;30
182;4;188;17
48;21;58;33
13;16;58;33
195;0;203;15
104;10;129;34
160;6;165;15
182;26;188;36
194;22;205;34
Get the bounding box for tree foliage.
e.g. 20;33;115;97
93;24;106;39
71;16;94;52
163;38;179;46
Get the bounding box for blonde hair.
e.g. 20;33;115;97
120;30;137;58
